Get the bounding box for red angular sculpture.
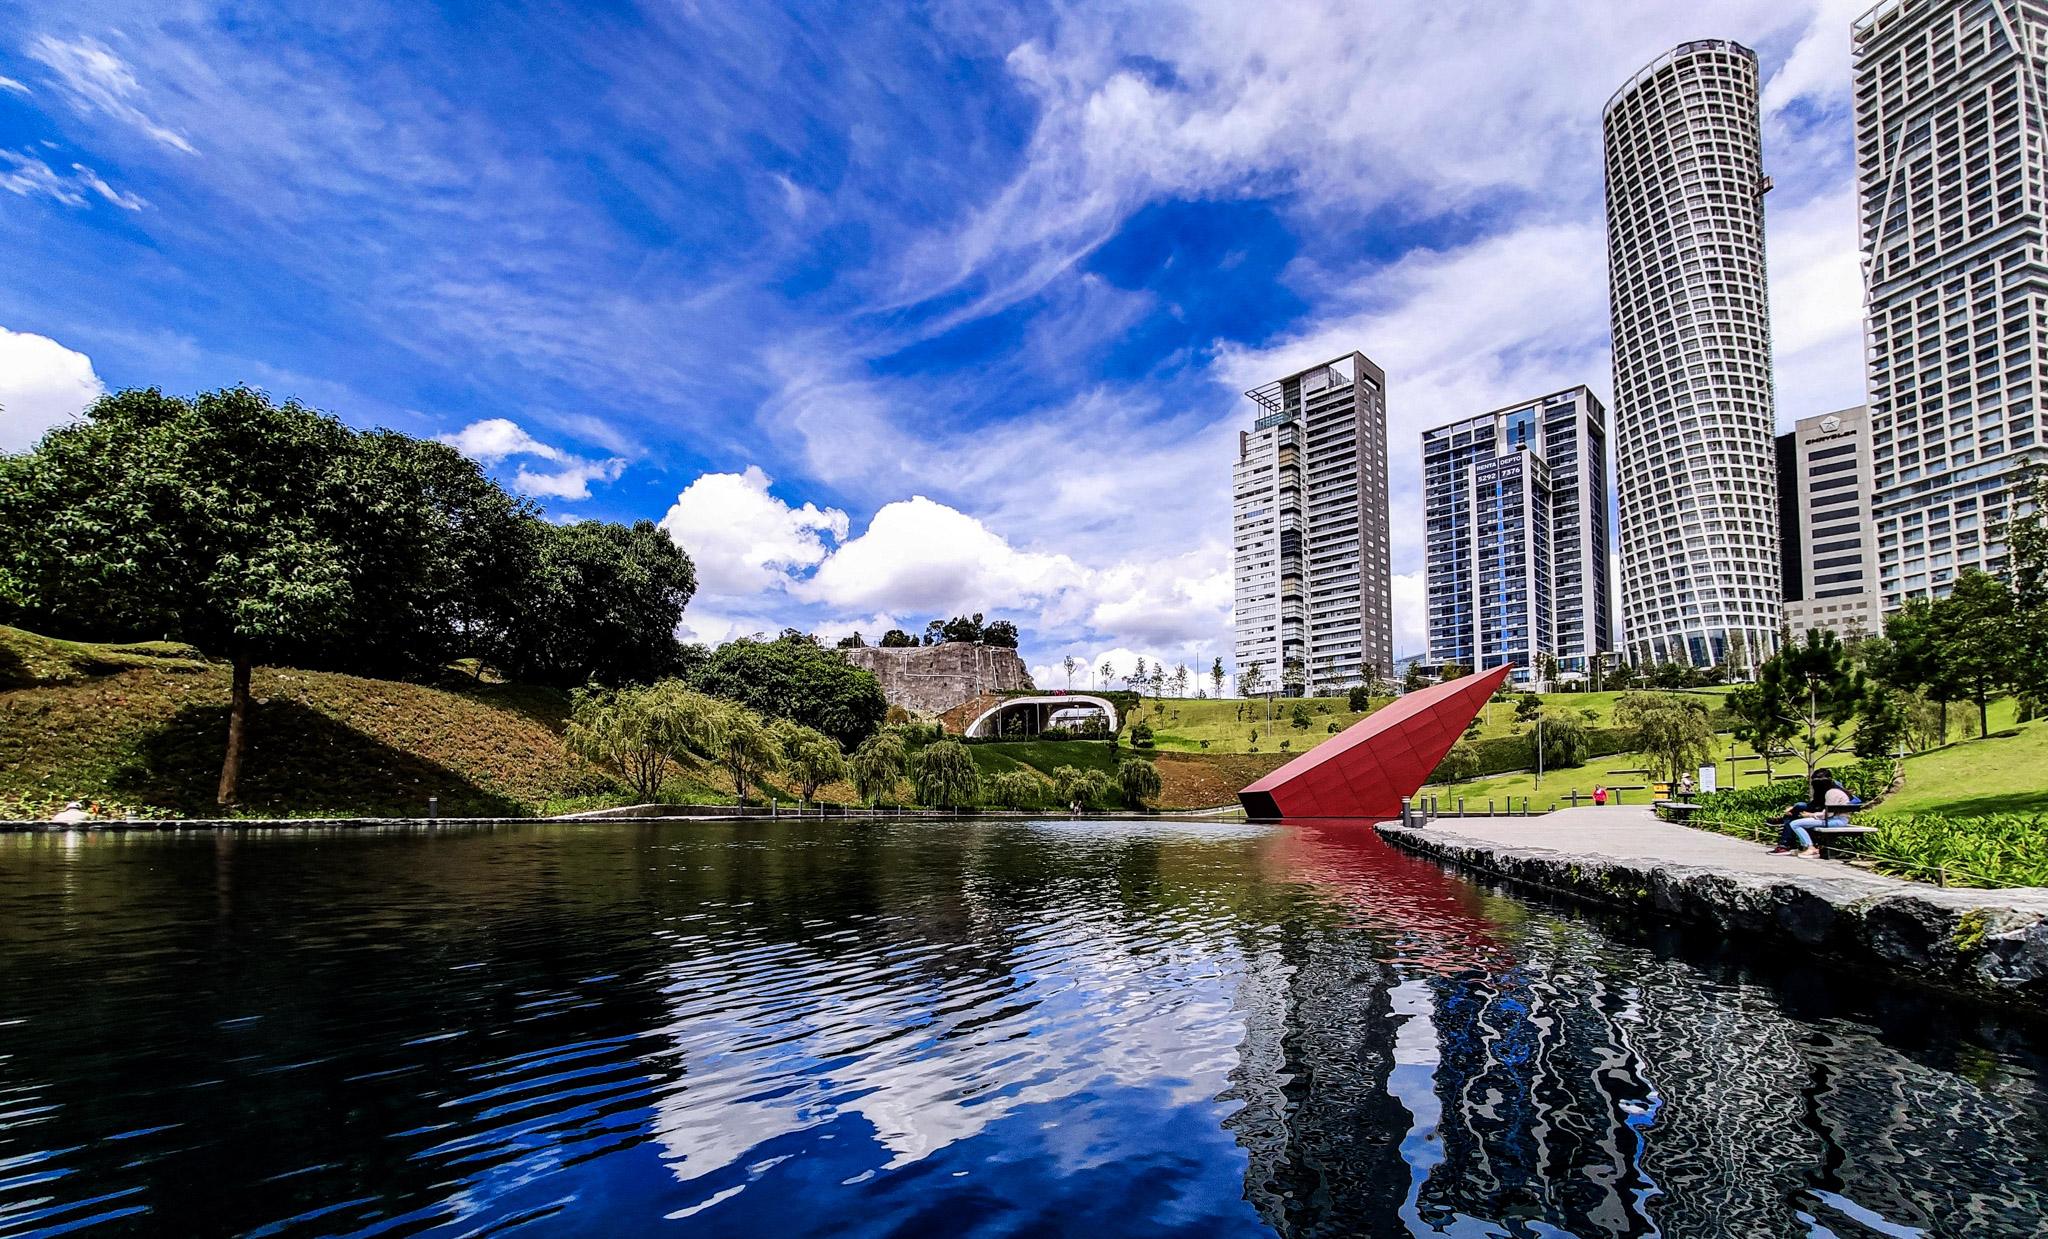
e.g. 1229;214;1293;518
1237;664;1515;820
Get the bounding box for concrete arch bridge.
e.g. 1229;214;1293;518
964;694;1119;739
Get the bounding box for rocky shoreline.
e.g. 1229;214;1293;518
1378;821;2048;1013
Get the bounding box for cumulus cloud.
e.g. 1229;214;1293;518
0;326;105;452
659;467;849;598
437;416;625;501
801;496;1086;614
27;34;196;154
657;465;1238;676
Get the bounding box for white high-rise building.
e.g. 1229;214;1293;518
1855;0;2048;608
1231;352;1392;694
1422;387;1615;688
1604;40;1783;671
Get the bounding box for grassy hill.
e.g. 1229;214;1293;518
0;626;718;819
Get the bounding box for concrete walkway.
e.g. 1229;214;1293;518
1377;806;2048;1009
1397;806;1924;897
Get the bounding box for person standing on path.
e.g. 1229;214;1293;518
1592;784;1608;807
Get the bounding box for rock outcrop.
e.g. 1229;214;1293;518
1378;823;2048;1012
839;644;1034;719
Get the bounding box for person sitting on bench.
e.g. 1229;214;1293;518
1771;769;1856;858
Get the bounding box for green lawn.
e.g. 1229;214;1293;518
967;739;1120;780
1135;687;1733;755
1883;704;2048;817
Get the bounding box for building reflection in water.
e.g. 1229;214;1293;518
1244;822;2048;1237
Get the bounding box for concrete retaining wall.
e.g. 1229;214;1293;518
1378;822;2048;1013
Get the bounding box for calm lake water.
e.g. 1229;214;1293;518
1;819;2044;1238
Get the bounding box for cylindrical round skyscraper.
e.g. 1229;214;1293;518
1603;40;1780;671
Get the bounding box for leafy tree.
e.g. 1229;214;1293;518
564;680;703;800
700;701;781;802
879;629;916;648
1931;569;2019;738
1061;655;1079;690
1117;757;1161;809
1514;692;1543;724
1171;662;1190;699
1281;655;1306;696
836;632;865;648
849;733;907;805
1240;663;1268;696
985;770;1043;810
1431;740;1479;787
495;518;697;688
922;619;945;645
0;387;358;805
774;721;845;804
940;612;985;643
1290;702;1311;729
1211;657;1226;699
1533;708;1590;769
1855;687;1909;759
1347;684;1372;712
1724;682;1786;769
1054;767;1117;810
1614;692;1714;783
912;739;980;810
982;619;1020;648
1865;599;1959;743
690;634;887;746
1128;719;1155;748
2005;459;2048;608
1901;690;1949;753
1732;629;1865;786
1403;662;1428;692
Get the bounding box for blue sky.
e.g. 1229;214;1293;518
0;0;1870;686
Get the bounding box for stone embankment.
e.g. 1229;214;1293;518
839;643;1032;716
1378;808;2048;1012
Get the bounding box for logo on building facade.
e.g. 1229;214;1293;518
1819;414;1842;433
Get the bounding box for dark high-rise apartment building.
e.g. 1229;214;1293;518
1604;40;1782;672
1422;387;1614;687
1777;407;1881;640
1855;0;2048;607
1231;352;1393;692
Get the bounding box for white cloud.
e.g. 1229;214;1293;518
511;457;625;501
0;326;105;452
800;495;1086;615
437;416;625;501
0;76;29;96
0;150;85;206
27;34;197;154
70;163;146;210
0;151;146;210
438;416;564;463
1391;570;1426;660
658;467;849;598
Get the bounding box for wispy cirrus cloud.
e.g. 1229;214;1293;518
27;34;196;154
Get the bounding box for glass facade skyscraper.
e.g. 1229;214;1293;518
1422;387;1614;687
1603;40;1783;670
